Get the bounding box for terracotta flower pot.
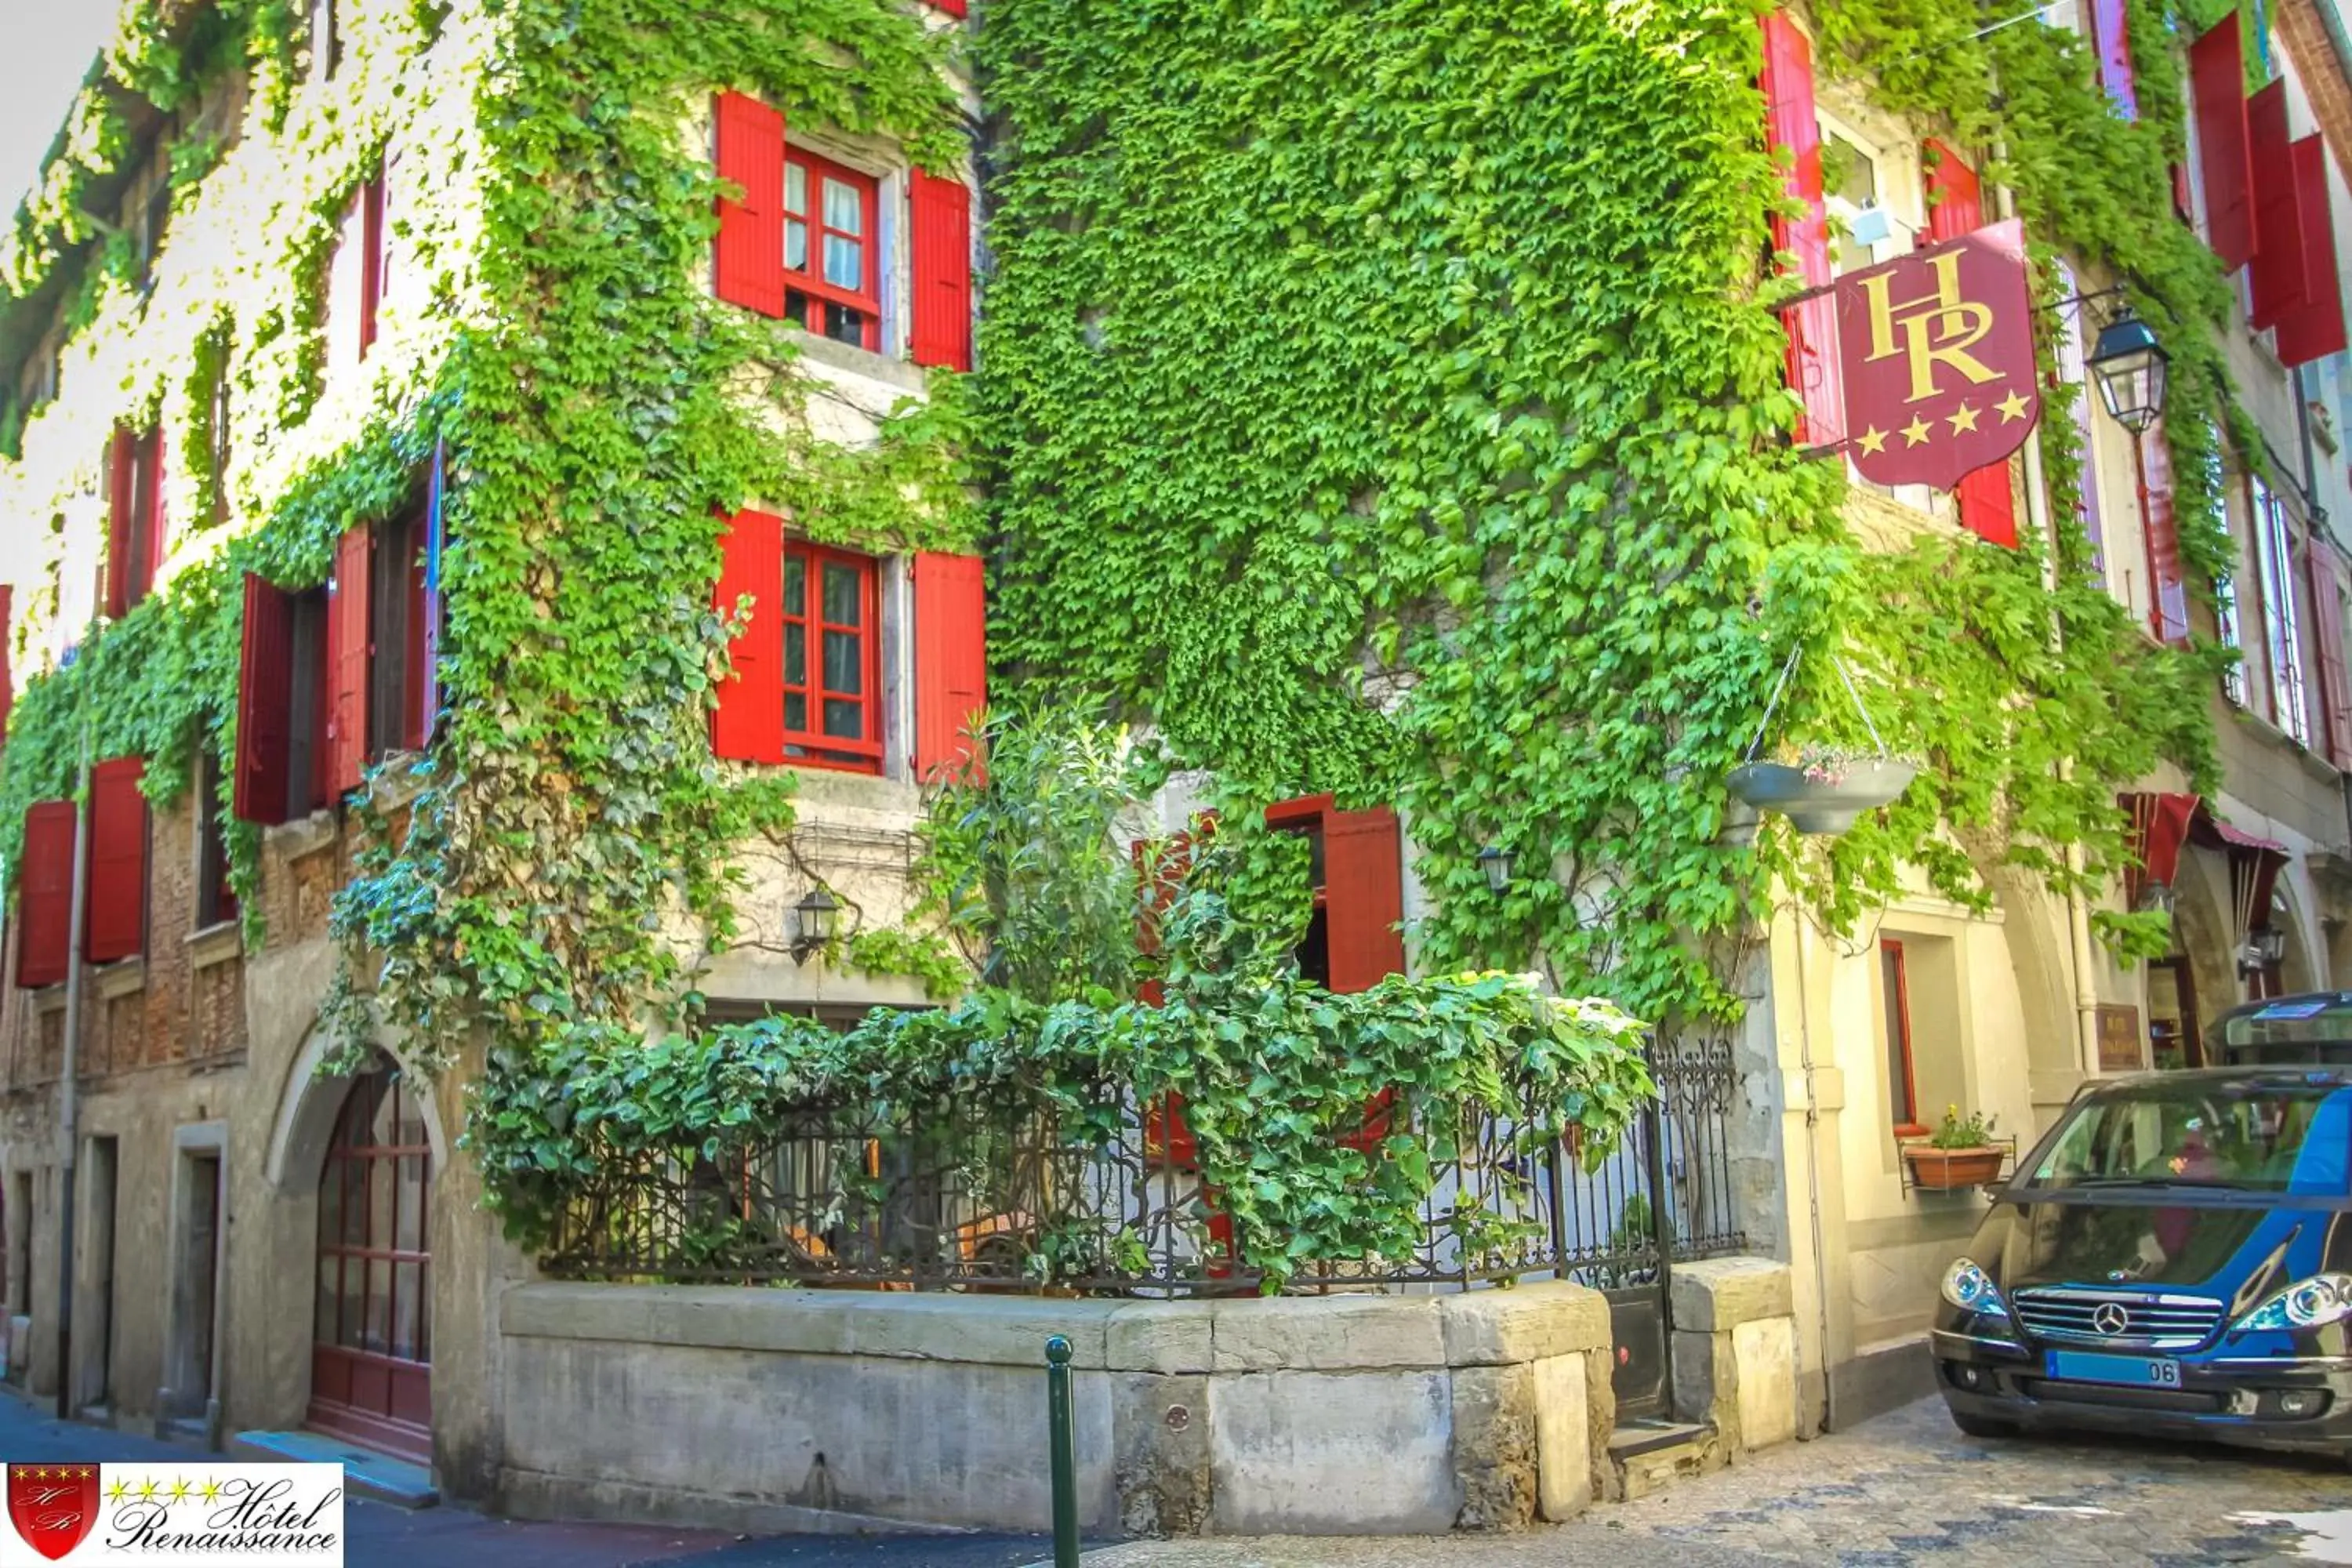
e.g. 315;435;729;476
1904;1145;2005;1190
1727;759;1918;836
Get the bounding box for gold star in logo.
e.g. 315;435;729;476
1857;426;1889;456
136;1478;159;1501
105;1478;130;1504
1947;402;1981;434
1997;390;2031;423
1902;416;1933;447
169;1478;191;1502
198;1479;223;1504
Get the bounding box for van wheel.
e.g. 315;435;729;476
1950;1410;2018;1440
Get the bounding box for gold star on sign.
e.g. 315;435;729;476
1997;390;2031;423
1857;426;1889;456
169;1479;191;1502
198;1479;222;1504
137;1478;158;1501
106;1478;130;1504
1947;403;1981;434
1902;416;1933;447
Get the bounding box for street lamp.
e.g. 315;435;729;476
2239;924;2288;975
2132;879;2176;917
2086;307;2169;434
790;886;840;964
1476;844;1514;893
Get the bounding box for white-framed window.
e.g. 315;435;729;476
2253;475;2310;744
1816;113;1904;275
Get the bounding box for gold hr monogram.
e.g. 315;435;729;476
1857;250;2002;405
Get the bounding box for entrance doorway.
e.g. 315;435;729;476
2148;956;2202;1070
163;1143;224;1422
78;1137;118;1414
307;1062;432;1462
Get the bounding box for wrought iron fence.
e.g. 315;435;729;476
541;1039;1748;1295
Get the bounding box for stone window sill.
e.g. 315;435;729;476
264;808;339;862
93;958;146;1002
187;922;242;971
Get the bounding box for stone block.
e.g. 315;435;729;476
1530;1352;1592;1521
1731;1316;1798;1451
1447;1363;1537;1530
1437;1282;1611;1367
1670;1328;1736;1439
1668;1255;1793;1333
841;1291;1113;1368
1105;1301;1214;1374
1207;1369;1458;1534
1207;1294;1445;1372
1111;1372;1211;1537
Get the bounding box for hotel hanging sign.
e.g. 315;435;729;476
1835;217;2041;492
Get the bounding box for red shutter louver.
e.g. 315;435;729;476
104;427;135;619
326;524;372;799
913;550;987;781
713;93;786;319
2249;84;2310;332
927;0;967;15
2307;543;2352;770
15;800;74;989
2278;137;2348;370
1323;805;1407;994
1759;13;1842;449
909;169;975;372
2089;0;2137;118
2143;426;2190;645
2189;15;2258;271
83;756;147;966
713;508;785;763
236;572;293;824
1133;830;1194;1009
1925;143;2016;549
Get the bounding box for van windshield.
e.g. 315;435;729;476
2029;1079;2352;1194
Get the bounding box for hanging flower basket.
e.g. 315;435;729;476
1902;1144;2006;1190
1727;757;1918;836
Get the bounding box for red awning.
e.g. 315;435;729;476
2123;791;2198;895
2192;811;2290;856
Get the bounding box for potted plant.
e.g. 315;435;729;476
1903;1104;2005;1190
1727;742;1918;836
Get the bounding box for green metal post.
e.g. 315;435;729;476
1046;1334;1079;1568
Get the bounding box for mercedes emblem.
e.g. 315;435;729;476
2092;1301;2131;1337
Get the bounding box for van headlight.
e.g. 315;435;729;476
1941;1258;2009;1319
2233;1274;2352;1333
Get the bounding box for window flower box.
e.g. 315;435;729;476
1902;1144;2006;1190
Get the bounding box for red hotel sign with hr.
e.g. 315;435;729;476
1834;217;2042;495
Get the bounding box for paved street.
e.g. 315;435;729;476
0;1388;1055;1568
1081;1396;2352;1567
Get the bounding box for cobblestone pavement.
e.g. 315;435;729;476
1076;1396;2352;1567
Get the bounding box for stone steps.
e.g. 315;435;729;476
1606;1419;1726;1501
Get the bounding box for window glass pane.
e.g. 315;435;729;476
823;234;862;292
783;554;805;616
1879;945;1912;1125
825;305;866;347
822;177;862;234
824;698;865;740
392;1261;422;1361
1824;129;1878;208
786;692;808;733
823;629;862;695
396;1157;425;1251
314;1256;337;1343
786;219;808;273
785;163;807;215
783;289;813;330
821;561;862;626
366;1258;393;1352
784;622;806;687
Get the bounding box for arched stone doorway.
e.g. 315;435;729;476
306;1057;433;1462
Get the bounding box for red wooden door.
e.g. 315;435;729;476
308;1063;432;1462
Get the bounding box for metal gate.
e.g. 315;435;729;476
1550;1036;1747;1420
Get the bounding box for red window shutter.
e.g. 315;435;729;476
1133;831;1194;1007
713;93;786;318
2190;16;2257;270
15;800;75;989
927;0;967;15
1924;141;1983;240
913;550;987;780
2249;84;2310;332
143;426;168;595
360;175;385;358
2089;0;2136;118
2278;138;2348;369
713;509;786;763
1924;143;2015;547
1323;805;1407;994
405;517;431;750
2307;543;2352;769
326;524;372;798
235;572;294;823
105;427;134;619
1759;13;1843;448
909;169;975;372
83;756;147;965
2144;428;2190;645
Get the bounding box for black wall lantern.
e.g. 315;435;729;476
791;886;840;964
1477;844;1514;893
2086;306;2169;434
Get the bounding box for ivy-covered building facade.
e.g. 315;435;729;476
1;0;2351;1531
0;0;983;1489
